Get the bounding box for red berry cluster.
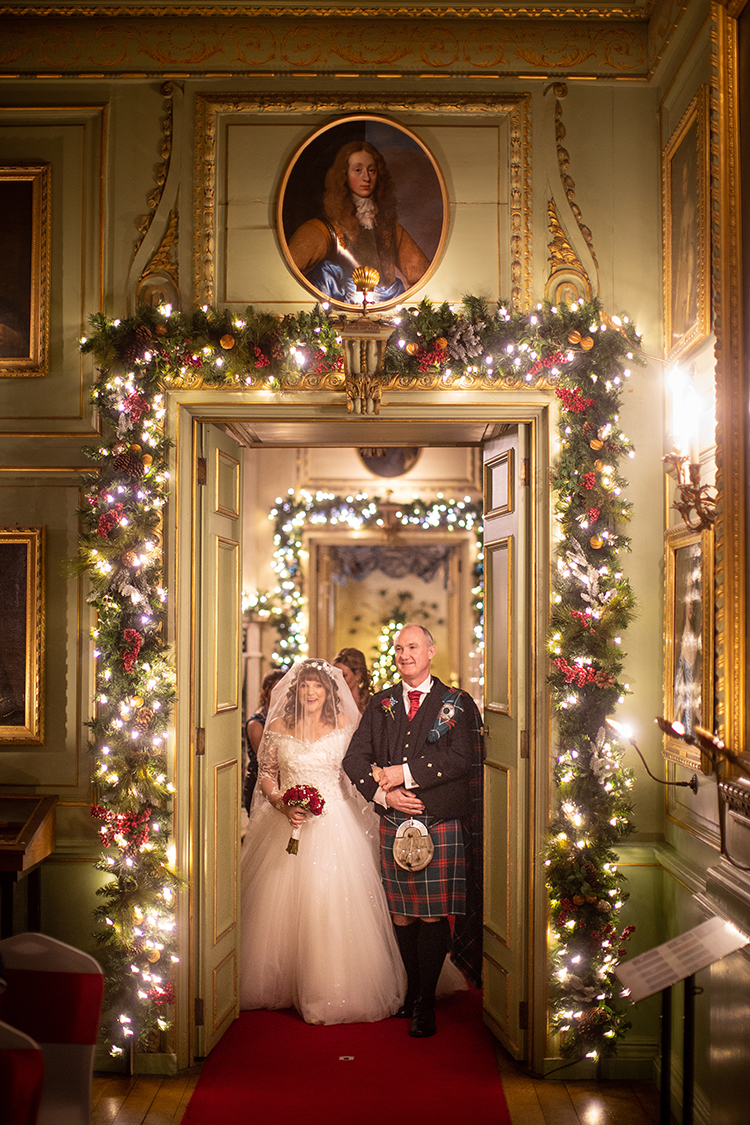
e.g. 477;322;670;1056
527;349;568;377
91;805;152;854
97;503;124;538
582;472;597;490
416;346;448;372
570;609;596;633
122;628;143;673
553;657;596;686
253;346;270;368
587;506;600;521
309;351;343;374
556;386;594;413
148;981;175;1007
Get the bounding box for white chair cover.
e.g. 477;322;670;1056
0;933;104;1125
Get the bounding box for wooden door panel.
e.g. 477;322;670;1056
482;426;529;1060
195;425;243;1057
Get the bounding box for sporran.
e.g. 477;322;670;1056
393;817;434;871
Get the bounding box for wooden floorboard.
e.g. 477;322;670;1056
90;1055;674;1125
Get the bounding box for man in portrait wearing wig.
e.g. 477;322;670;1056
288;141;430;305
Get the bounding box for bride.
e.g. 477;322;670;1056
239;658;405;1023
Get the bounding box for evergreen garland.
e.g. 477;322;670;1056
77;354;179;1056
78;293;642;1062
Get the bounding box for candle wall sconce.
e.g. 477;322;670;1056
607;718;699;794
664;364;715;530
662;451;716;530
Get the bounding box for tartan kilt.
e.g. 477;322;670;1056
380;811;466;918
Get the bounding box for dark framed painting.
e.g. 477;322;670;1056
662;86;710;363
0;527;45;744
662;523;713;772
0;165;51;378
277;116;448;311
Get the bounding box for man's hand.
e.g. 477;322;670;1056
378;764;405;792
385;787;424;815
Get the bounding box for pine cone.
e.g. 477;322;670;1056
135;324;153;346
135;706;154;730
113;453;145;477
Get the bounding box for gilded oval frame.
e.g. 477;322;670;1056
276;115;449;312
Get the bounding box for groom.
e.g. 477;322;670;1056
343;623;482;1038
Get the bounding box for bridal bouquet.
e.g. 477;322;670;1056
282;784;325;854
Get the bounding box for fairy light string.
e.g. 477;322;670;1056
80;294;642;1060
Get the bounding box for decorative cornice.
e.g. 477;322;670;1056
0;16;648;76
0;4;654;20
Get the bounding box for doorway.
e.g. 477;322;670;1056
170;400;552;1074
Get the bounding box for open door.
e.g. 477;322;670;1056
482;425;532;1060
193;423;244;1056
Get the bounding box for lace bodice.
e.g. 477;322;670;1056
259;725;356;808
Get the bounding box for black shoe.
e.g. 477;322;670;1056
408;1000;436;1038
395;998;415;1019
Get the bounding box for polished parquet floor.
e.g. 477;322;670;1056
91;1046;677;1124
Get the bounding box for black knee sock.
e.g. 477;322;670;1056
416;917;451;1007
394;920;421;1005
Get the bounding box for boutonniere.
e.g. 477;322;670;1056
382;696;397;720
427;690;464;743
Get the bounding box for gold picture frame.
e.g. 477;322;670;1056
662;86;710;363
277;115;448;312
662;523;713;771
0;527;45;744
0;164;51;378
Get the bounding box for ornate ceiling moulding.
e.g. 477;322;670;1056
0;4;653;19
0;15;647;78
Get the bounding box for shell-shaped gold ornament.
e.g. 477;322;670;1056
352;266;380;292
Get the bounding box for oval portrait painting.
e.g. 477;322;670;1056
278;116;448;311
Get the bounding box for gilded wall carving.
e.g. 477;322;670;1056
545;199;593;305
133;83;175;260
0;17;647;75
551;82;600;292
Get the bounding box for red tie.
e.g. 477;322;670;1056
407;690;421;720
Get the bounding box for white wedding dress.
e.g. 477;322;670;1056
239;724;406;1024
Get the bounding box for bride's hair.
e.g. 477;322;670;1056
281;660;342;730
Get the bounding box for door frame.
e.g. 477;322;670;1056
167;390;554;1072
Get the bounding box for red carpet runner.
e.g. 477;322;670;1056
183;988;511;1124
